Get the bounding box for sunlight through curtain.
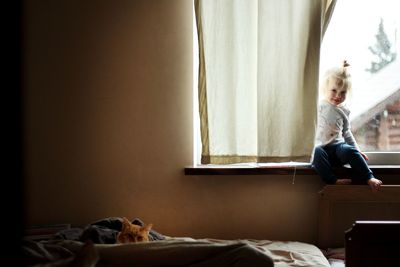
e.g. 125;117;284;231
195;0;336;164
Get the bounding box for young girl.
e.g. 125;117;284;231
312;61;382;191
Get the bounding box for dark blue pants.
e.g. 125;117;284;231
312;143;374;184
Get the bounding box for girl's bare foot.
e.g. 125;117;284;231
367;178;383;192
335;179;352;185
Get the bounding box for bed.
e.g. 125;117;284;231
23;222;400;267
23;226;330;267
23;185;400;267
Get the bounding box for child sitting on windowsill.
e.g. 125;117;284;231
311;60;382;191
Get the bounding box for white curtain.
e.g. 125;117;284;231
195;0;336;164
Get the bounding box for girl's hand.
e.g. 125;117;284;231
361;152;369;161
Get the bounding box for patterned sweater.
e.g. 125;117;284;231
315;100;360;150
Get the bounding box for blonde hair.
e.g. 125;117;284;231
320;60;352;97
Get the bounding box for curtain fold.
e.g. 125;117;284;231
196;0;336;164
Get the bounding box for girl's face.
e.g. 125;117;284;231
325;77;347;106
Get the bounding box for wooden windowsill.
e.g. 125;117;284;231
184;164;400;175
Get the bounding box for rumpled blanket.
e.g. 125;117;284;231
54;217;165;244
23;238;274;267
23;217;330;267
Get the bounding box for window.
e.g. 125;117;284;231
320;0;400;164
193;0;400;166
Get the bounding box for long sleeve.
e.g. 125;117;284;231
315;101;360;150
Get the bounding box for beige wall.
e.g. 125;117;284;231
22;0;396;244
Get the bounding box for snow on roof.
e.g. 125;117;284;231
349;59;400;121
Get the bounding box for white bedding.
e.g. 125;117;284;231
174;237;331;267
26;237;330;267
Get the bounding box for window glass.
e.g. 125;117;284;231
320;0;400;153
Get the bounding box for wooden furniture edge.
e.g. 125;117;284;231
317;185;400;249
